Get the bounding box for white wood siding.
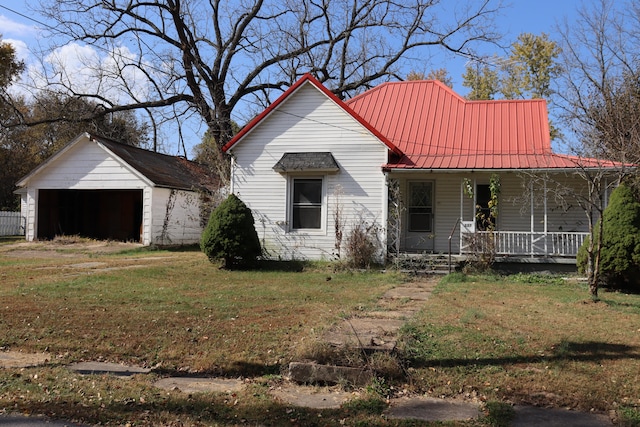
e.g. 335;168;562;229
150;188;203;245
26;188;37;241
26;139;147;190
230;82;388;260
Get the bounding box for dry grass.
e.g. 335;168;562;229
398;273;640;415
0;242;400;375
2;241;639;425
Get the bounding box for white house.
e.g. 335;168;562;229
223;74;624;262
16;133;219;245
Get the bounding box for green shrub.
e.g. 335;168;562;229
578;184;640;291
599;184;640;291
200;193;261;269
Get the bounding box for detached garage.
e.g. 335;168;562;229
16;132;219;245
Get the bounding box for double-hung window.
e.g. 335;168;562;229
408;181;433;232
292;178;323;229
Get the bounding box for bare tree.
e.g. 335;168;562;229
4;0;503;180
551;0;640;297
556;0;640;163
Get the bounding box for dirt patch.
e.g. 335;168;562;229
0;351;51;368
1;240;144;258
154;377;245;394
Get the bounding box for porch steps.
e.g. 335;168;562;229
391;253;463;275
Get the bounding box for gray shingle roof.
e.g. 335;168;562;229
94;135;219;192
273;152;339;173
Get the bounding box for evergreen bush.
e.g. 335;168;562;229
578;184;640;291
599;184;640;291
200;193;261;269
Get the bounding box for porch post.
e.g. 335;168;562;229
544;179;548;255
459;178;464;255
460;178;464;221
529;179;535;258
382;171;389;258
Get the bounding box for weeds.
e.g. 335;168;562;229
618;406;640;427
484;401;515;427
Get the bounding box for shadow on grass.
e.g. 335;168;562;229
152;361;282;379
0;235;24;244
221;259;308;272
405;341;640;369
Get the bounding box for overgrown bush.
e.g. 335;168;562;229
578;184;640;292
200;193;261;269
344;220;380;269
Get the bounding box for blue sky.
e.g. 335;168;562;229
0;0;585;153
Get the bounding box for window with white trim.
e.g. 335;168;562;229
408;181;433;232
291;178;323;229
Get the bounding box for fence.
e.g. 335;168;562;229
0;211;25;236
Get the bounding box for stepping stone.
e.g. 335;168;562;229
512;405;612;427
382;286;433;300
387;396;481;422
322;318;404;350
154;377;244;394
68;361;150;376
271;384;356;409
324;317;405;351
288;362;373;386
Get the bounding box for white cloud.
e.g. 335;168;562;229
2;38;29;62
0;14;36;37
24;42;154;105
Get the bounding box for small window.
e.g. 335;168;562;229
408;181;433;232
292;178;323;229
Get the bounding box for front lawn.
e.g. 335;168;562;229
1;243;639;425
399;273;640;415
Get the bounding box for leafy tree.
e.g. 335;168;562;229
578;184;640;292
4;0;504;180
407;69;454;88
0;37;24;90
200;194;261;269
501;33;561;100
463;33;561;101
462;61;499;100
0;37;26;210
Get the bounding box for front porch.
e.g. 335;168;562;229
386;171;594;261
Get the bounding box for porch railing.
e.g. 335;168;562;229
460;230;589;257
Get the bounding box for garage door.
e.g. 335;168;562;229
37;189;143;242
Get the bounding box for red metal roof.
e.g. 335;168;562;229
346;80;614;170
226;75;622;170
